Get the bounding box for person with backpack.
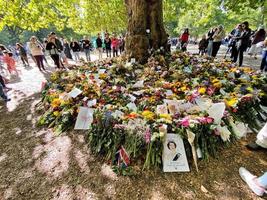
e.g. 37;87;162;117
45;32;64;69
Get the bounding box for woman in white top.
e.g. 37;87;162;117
29;36;45;71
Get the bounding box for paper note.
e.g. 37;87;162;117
68;88;82;98
156;104;168;115
87;99;97;107
74;107;94;130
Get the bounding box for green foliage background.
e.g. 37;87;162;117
0;0;265;45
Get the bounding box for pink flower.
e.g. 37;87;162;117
144;128;151;144
180;117;190;127
207;87;215;96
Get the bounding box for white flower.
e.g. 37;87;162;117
217;125;231;142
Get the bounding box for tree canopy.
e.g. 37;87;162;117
0;0;265;44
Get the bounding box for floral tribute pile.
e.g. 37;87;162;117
38;51;267;170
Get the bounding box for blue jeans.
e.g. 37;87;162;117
84;49;91;61
0;82;8;101
207;40;213;56
260;50;267;71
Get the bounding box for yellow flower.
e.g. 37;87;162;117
159;114;172;120
213;82;222;88
198;87;206;94
51;98;61;108
180;85;187;92
246;87;253;92
142;110;155;120
53;111;60;117
225;98;238;107
99;73;107;79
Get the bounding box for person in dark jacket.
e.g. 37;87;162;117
233;21;252;66
46;32;64;69
82;36;91;61
249;27;266;59
104;34;112;57
16;43;30;67
70;39;80;61
198;35;208;55
96;33;103;60
63;39;72;60
207;27;216;56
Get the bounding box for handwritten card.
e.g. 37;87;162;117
74;107;94;130
68;88;82;98
162;134;190;172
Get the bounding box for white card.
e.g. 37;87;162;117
68;88;82;98
98;69;106;74
128;94;136;102
130;58;136;64
132;80;144;88
165;90;173;96
87;99;97;107
207;102;225;124
156;104;168;115
163;134;190;172
127;102;137;112
74;107;94;130
133;91;144;96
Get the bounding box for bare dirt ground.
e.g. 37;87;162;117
0;48;266;200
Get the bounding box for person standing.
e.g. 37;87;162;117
82;36;91;62
119;36;125;54
234;21;252;66
46;33;64;69
63;39;72;60
29;36;45;71
228;24;242;60
16;43;30;67
259;38;267;72
180;28;190;52
207;27;216;56
104;34;112;57
248;26;266;59
70;39;80;62
212;25;225;57
111;35;119;57
96;33;103;60
198;35;208;55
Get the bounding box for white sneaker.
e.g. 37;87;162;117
239;167;267;196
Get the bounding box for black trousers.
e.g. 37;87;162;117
113;48;118;57
51;54;62;69
106;48;111;57
34;55;45;70
212;42;221;57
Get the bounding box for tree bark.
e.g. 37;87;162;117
125;0;168;63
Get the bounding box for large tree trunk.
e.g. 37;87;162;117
125;0;168;63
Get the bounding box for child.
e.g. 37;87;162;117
2;51;19;76
199;35;208;55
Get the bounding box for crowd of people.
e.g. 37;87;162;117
0;32;125;102
174;21;267;71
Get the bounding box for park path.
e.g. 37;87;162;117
0;47;265;200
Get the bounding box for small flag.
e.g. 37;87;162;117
115;146;130;167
